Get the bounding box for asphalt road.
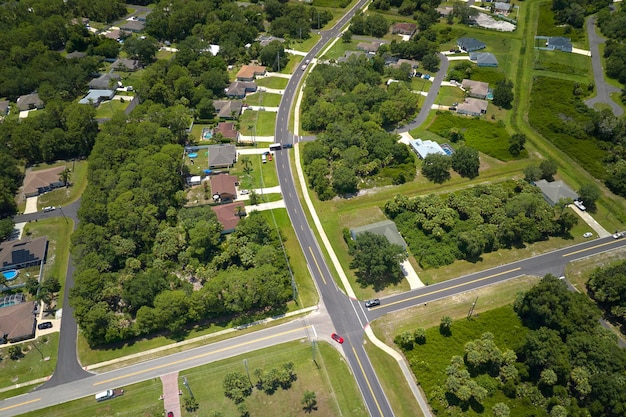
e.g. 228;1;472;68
584;15;623;117
14;199;93;386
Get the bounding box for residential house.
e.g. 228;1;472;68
120;19;145;33
104;29;121;40
0;236;48;271
65;51;87;59
391;22;417;37
213;100;243;119
79;90;116;106
494;2;512;14
356;42;381;54
236;65;267;82
214;122;239;141
0;100;9;116
89;73;121;90
350;220;407;249
257;35;285;47
436;6;453;17
457;37;486;52
22;166;66;198
135;12;151;22
211;201;246;234
112;58;141;72
210;174;239;202
456;98;489;116
390;58;420;70
469;52;499;67
461;79;490;99
409;139;446;159
534;179;578;206
546;37;572;52
337;50;366;63
225;81;257;99
0;302;37;343
16;93;44;111
208;144;237;168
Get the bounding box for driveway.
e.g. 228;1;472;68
584;15;624;116
569;204;611;238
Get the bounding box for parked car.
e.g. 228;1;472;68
583;232;593;238
422;74;431;80
43;206;55;212
282;143;293;149
574;200;586;211
37;321;53;330
240;189;250;195
448;107;457;111
613;232;624;239
365;299;380;308
331;333;344;344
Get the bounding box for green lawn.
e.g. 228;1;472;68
321;40;359;60
23;217;74;310
281;54;302;74
23;342;367;417
244;92;282;107
36;160;88;209
95;99;130;119
290;33;322;52
434;86;465;106
239;111;277;136
255;77;289;89
533;49;592;78
410;77;432;93
232;153;280;189
0;333;59;399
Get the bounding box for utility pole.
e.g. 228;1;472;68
467;297;478;320
276;51;280;72
182;376;195;399
243;359;253;387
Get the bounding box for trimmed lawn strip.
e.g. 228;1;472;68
37;159;89;208
23;217;74;309
239;110;277;136
282;54;303;74
0;333;59;398
94;99;130;119
321;39;359;60
31;342;367;417
190;123;210;142
364;341;423;417
256;77;289;89
244;92;282;107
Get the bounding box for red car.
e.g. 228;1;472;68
331;333;344;344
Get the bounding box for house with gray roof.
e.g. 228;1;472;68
225;81;257;99
0;236;48;271
207;144;237;168
356;42;381;54
457;98;489;116
89;73;121;89
350;220;407;249
0;100;9;116
457;37;486;52
494;2;512;13
469;52;499;67
213;100;243;119
534;179;578;206
461;79;490;99
79;90;115;106
112;58;141;72
65;51;87;59
16;93;44;111
337;50;366;63
546;37;572;52
0;302;36;343
120;19;145;33
409;139;446;159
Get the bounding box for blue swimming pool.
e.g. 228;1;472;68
441;143;455;156
188;153;198;158
1;270;18;280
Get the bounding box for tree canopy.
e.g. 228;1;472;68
349;231;407;291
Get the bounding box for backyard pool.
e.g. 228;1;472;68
1;269;18;280
188;153;198;158
203;130;213;140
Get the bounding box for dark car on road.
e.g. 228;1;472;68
365;299;380;308
331;333;344;344
38;321;53;330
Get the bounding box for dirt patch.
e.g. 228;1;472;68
472;13;516;32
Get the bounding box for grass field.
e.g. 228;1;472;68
24;342;367;417
290;32;322;52
533;49;591;78
321;40;359;60
422;112;517;161
232;153;280;189
255;77;289;89
95;99;130;119
244;92;283;107
0;333;59;399
536;2;586;46
240;110;277;136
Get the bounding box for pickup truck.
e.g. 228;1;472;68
95;389;124;402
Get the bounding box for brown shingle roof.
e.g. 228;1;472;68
236;65;266;81
0;236;48;270
210;174;239;200
211;201;246;232
0;302;36;342
22;166;66;197
214;122;239;140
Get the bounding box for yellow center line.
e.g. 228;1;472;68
95;326;309;386
0;398;40;412
308;246;326;285
376;267;521;310
352;346;384;416
562;240;620;257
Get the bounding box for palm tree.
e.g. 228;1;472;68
301;390;317;413
234;205;246;219
240;155;253;175
59;168;71;187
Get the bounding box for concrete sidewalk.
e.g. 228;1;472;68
238;136;275;143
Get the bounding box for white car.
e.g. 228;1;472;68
613;232;624;239
583;232;593;238
574;200;586;211
240;189;250;195
43;206;55;212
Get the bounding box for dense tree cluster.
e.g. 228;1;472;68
348;232;407;291
350;12;390;38
552;0;611;28
385;181;578;268
267;1;332;37
0;150;24;239
587;260;626;332
70;107;292;346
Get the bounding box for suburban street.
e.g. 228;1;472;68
5;2;626;417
